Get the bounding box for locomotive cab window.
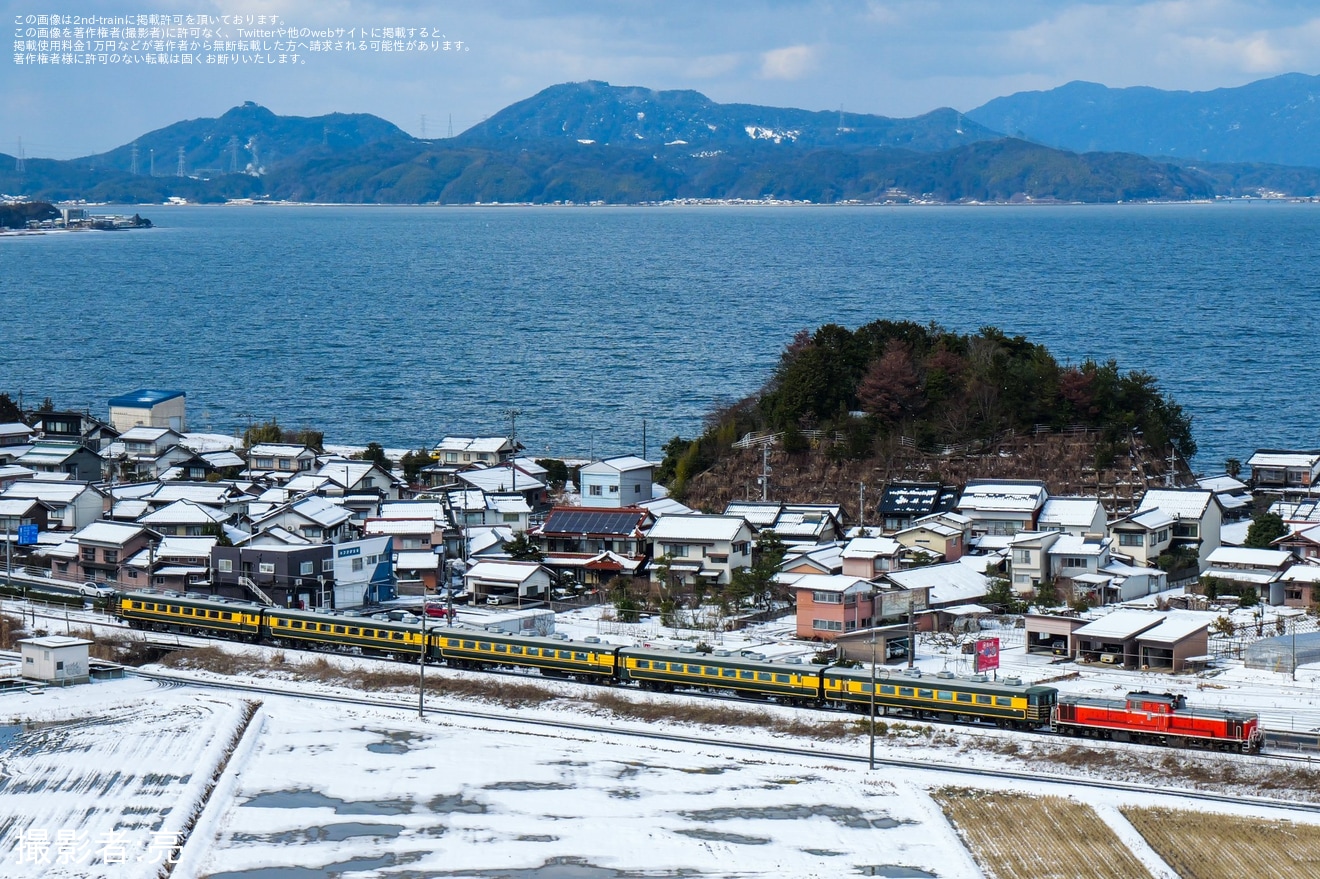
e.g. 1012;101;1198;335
995;697;1012;707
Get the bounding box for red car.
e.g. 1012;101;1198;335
424;603;455;620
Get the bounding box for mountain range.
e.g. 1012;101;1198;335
4;75;1320;205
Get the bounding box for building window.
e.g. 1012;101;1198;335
300;561;314;575
663;544;689;558
1059;556;1087;569
278;459;291;470
503;513;520;523
323;559;334;572
445;452;457;463
103;549;118;563
258;562;275;574
812;619;843;631
218;559;233;573
1173;523;1198;539
81;548;95;562
589;485;602;496
1119;533;1144;547
1012;549;1032;564
811;591;843;604
352;558;364;572
608;484;618;494
634;484;642;493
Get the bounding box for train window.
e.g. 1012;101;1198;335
320;624;331;632
511;646;523;655
757;672;771;682
495;644;508;653
334;626;345;634
462;640;475;649
975;695;991;705
348;628;359;636
899;687;914;697
577;653;589;662
918;689;934;699
181;608;192;616
225;613;234;621
721;668;736;678
880;685;896;695
938;691;952;701
392;632;404;641
291;621;303;629
209;611;219;619
740;670;754;680
995;697;1012;707
956;693;972;703
634;659;649;669
704;667;718;676
169;605;180;613
775;674;790;684
686;665;700;674
559;650;572;660
860;683;873;693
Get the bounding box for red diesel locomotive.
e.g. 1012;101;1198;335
1053;691;1264;752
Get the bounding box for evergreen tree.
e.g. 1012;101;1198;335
1244;512;1287;549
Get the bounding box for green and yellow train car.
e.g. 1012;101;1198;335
823;668;1056;728
435;630;619;680
618;647;825;703
264;607;430;658
115;592;263;639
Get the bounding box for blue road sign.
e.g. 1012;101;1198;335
16;524;37;546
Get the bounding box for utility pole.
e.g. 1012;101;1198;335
418;602;428;718
907;603;915;669
760;443;771;501
858;482;866;530
869;625;877;770
506;408;520;492
642;419;647;461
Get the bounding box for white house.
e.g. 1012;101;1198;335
648;514;754;586
956;480;1048;538
246;443;318;478
0;480;106;531
579;456;655;508
1036;497;1107;537
1108;508;1175;567
1136;488;1224;571
464;559;552;604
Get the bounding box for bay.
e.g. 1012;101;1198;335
1;202;1316;471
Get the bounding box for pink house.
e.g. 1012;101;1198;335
793;574;875;641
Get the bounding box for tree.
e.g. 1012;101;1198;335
400;448;438;482
0;393;23;424
984;577;1024;614
536;458;571;491
356;442;389;468
1225;457;1242;479
501;531;543;562
243;419;283;447
857;342;923;424
1244;512;1287;549
1034;578;1059;608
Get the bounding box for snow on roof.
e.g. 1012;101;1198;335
580;456;654;474
248;443;314;457
791;574;873;594
146;483;235;505
1202;568;1281;585
896;520;959;538
200;450;246;468
841;537;902;559
1247;450;1320;469
154;536;218;558
1136;489;1212;520
0;422;34;438
380;501;447;522
365;518;436;536
1272;499;1320;524
73;520;147;545
1197;474;1249;494
119;426;179;442
180;432;243;453
138;499;229;525
0;497;44;515
724;502;783;526
1114;508;1176;531
490;495;531;514
1037;497;1102;528
781;542;845;573
466;560;546;584
957;481;1047;513
1046;534;1109;556
111;499;152;520
1282;564;1320;584
648;514;748;543
396;550;441;570
1205;546;1292;569
885;562;987;605
435;436;513;454
638;496;694;517
457;465;546;493
1135;612;1209;645
510;457;548;477
1072;609;1165;640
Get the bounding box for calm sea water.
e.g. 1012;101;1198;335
1;203;1316;470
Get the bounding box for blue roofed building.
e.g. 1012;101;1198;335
108;388;187;433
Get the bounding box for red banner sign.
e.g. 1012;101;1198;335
974;637;1001;673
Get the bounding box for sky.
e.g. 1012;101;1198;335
5;0;1320;159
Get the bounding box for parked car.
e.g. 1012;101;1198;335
423;602;455;620
80;582;115;598
486;594;514;606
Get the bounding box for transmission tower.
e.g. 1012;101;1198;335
249;136;260;170
176;146;186;177
14;137;24;174
130;142;139;175
447;114;453;138
149;147;155;176
228;136;239;173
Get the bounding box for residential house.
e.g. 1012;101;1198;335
1247;449;1320;491
364;517;440;552
532;506;654;585
126;536;216;591
1036;497;1107;536
792;574;875;640
464;560;552;604
648;514;754;587
246;443;318;479
723;502;844;545
1135;488;1224;571
1201;546;1293;602
0;480;107;531
137;499;231;537
778;542;845;577
1107;509;1175;567
579;456;655;508
107;388;187;433
250;496;354;544
0;498;51;535
880;561;980;622
1196;474;1254;522
956;480;1048;539
31;410;118;451
211;543;335;607
316;459;403;504
894;512;968;562
875;481;959;533
69;521;155;586
16;440;102;482
0;465;35;488
1276;565;1320;609
1275;524;1320;562
0;422;35;448
840;536;907;578
432;436;520;473
455;464;548;509
112;427;187;480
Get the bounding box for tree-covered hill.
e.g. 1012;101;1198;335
658;321;1195;499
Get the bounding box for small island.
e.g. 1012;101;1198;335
0;201;152;233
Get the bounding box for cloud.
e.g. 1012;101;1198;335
759;44;818;80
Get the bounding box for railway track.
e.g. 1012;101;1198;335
129;666;1320;816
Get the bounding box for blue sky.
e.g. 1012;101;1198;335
6;0;1320;158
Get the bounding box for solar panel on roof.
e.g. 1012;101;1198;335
543;509;641;535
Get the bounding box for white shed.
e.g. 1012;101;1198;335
19;635;92;685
